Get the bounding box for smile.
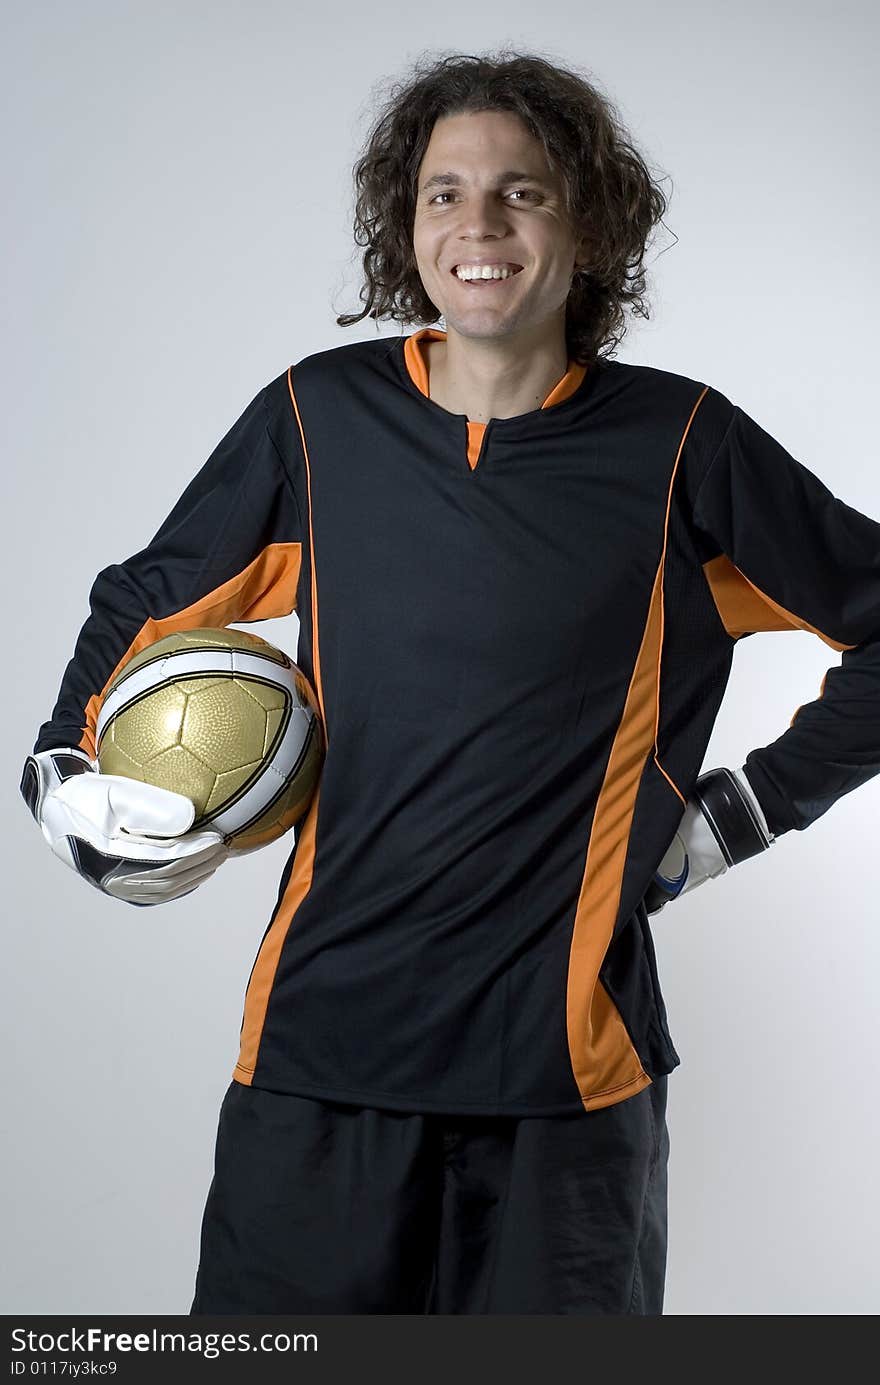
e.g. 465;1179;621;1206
454;261;523;278
450;264;524;282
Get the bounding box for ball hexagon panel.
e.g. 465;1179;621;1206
180;677;272;774
147;743;218;813
99;736;149;782
238;679;287;757
110;685;188;764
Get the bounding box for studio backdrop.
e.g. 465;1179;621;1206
3;0;878;1315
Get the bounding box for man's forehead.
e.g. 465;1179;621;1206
419;114;557;189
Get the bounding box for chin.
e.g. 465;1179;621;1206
444;314;520;341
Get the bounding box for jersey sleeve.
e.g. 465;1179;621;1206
30;377;303;759
691;391;880;840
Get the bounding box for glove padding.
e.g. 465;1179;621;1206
645;766;774;916
20;747;229;907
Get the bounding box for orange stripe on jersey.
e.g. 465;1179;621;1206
466;421;485;469
541;359;587;408
653;387;711;804
565;570;661;1110
403;327;443;396
565;386;707;1111
234;780;323;1083
233;368;327;1082
703;553;857;652
702;552;857;730
286;368;327;736
75;542;302;759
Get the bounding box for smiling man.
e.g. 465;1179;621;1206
412;107;589;422
21;50;880;1316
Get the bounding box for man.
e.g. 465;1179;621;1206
20;52;880;1314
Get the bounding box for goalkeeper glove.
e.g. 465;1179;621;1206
20;747;229;907
645;766;774;916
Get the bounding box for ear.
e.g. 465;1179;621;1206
574;236;591;272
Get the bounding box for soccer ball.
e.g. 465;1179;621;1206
95;627;324;854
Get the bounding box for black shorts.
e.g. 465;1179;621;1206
189;1074;670;1315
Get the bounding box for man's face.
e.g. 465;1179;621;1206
412;108;585;348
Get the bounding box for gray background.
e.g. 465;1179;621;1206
3;0;878;1315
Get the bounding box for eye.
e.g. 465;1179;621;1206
427;188;541;206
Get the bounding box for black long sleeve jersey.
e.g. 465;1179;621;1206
32;328;880;1115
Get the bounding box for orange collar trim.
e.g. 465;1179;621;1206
402;328;587;412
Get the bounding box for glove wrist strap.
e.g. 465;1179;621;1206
692;766;775;867
19;746;96;824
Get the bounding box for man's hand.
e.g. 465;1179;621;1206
20;747;229;907
645;766;775;916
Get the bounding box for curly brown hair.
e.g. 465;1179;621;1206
335;49;673;364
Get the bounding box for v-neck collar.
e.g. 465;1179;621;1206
401;328;589;472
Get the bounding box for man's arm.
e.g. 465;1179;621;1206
648;391;880;915
20;373;305;901
693;394;880;841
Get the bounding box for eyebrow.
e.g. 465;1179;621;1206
420;170;549;193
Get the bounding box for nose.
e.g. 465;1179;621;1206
454;190;512;239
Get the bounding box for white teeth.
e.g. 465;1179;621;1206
454;264;519;281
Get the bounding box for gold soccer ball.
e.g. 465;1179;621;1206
95;627;324;854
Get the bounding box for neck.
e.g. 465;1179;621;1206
426;324;570;423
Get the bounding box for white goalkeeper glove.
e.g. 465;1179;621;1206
644;766;775;916
20;747;229;907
